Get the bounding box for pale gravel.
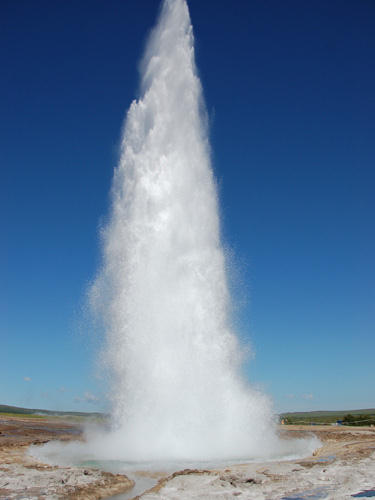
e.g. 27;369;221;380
139;453;375;499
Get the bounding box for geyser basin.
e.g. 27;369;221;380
61;0;319;462
29;425;320;469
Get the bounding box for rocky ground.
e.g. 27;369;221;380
0;418;374;499
0;415;134;499
135;425;375;499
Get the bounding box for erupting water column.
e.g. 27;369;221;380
89;0;311;462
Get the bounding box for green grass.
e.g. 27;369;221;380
0;404;105;419
0;412;46;419
280;409;375;426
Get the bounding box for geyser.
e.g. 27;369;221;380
32;0;319;466
89;0;316;461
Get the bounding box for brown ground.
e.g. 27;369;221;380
0;415;134;499
279;424;375;461
1;417;374;499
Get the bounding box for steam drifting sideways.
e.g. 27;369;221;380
33;0;319;464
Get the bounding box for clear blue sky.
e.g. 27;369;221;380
1;0;374;413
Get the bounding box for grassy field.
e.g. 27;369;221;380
0;404;105;420
280;409;375;426
0;411;46;419
2;404;374;426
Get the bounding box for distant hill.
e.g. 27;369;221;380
0;404;104;418
2;404;374;424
